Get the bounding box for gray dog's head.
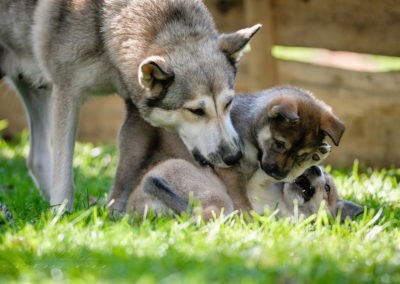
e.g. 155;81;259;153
138;24;261;167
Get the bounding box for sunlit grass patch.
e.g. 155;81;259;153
0;135;399;283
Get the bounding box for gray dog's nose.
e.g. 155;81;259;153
222;150;242;166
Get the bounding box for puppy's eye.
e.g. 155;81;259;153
324;184;331;193
274;139;286;150
187;108;205;116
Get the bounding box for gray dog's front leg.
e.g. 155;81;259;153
9;77;53;201
50;86;81;210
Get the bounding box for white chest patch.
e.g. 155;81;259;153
240;140;259;177
247;168;280;214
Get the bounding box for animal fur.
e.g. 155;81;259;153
249;165;363;221
0;0;260;210
127;86;346;215
129;161;363;222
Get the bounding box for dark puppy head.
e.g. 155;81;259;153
287;166;364;221
255;87;345;181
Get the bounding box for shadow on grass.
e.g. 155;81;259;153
2;243;392;283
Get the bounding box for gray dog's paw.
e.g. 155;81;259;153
0;203;13;225
311;142;331;162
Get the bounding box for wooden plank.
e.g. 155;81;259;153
0;80;124;143
277;60;400;94
204;0;252;91
243;0;277;88
0;81;26;138
204;0;246;33
277;60;400;167
77;95;124;143
273;0;400;56
205;0;278;90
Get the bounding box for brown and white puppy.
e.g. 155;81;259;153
230;86;345;182
216;86;346;210
127;86;346;216
249;165;364;221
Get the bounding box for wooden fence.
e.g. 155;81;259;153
206;0;400;168
1;0;399;167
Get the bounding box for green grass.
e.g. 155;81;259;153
1;133;399;283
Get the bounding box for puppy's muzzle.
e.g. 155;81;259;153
261;163;289;180
305;165;322;177
295;166;322;190
294;169;317;202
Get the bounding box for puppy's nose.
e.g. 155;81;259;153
222;150;242;166
262;163;287;180
310;165;322;176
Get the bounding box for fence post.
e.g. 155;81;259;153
243;0;277;90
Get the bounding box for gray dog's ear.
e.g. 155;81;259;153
320;113;345;146
139;56;174;89
268;104;300;124
218;24;262;63
335;200;364;223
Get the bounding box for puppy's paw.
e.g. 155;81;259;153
0;203;13;225
311;142;331;162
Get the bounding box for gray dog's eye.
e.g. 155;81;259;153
324;184;331;193
187;108;205;116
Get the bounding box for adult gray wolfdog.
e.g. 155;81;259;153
0;0;260;210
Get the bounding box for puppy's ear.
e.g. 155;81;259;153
335;200;364;223
219;24;262;63
139;56;174;89
320;113;345;146
268;104;300;124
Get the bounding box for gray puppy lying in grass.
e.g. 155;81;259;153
248;165;363;222
129;161;363;222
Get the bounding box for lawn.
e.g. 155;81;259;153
0;133;399;283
